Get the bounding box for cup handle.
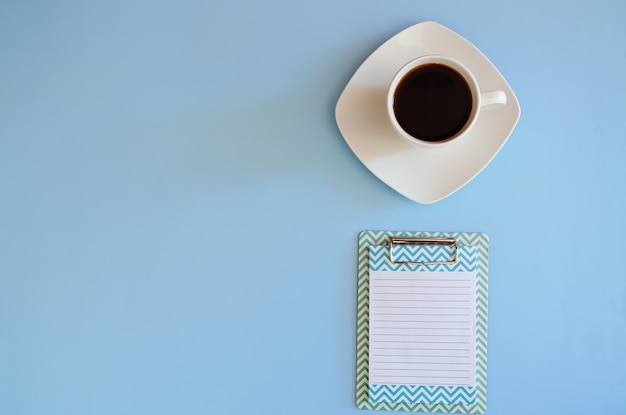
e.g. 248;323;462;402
480;90;507;111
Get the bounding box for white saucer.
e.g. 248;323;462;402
335;21;520;204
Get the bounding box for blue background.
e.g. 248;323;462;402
1;1;625;414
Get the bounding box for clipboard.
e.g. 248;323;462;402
356;231;489;413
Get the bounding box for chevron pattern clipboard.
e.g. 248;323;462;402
356;231;489;413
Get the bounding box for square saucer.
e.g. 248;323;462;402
335;21;520;204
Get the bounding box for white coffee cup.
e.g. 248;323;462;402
387;55;507;147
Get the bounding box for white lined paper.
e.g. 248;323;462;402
369;269;477;386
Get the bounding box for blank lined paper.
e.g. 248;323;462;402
369;268;477;387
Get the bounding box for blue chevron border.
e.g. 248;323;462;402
356;231;489;414
369;245;476;272
370;385;476;405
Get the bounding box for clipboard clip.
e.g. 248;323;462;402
388;237;458;265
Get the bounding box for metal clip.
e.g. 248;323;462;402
388;237;458;265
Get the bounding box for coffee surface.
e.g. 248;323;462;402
393;64;472;142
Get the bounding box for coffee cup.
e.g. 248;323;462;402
387;55;507;147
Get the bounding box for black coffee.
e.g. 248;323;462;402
393;63;472;142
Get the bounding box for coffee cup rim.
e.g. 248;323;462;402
387;55;481;148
